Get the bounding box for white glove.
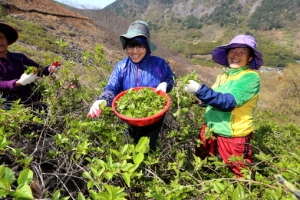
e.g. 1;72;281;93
183;80;201;93
155;82;167;93
86;100;107;118
18;73;37;86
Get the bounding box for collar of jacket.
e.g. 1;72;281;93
226;65;249;76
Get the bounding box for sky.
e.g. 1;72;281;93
54;0;116;9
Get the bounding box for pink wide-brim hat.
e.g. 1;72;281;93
212;35;263;70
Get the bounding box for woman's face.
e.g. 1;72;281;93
227;47;253;69
126;45;146;63
0;32;8;54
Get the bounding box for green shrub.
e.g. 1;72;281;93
191;58;215;67
183;14;202;29
0;5;7;16
257;36;298;67
187;41;222;55
185;31;203;38
248;0;299;30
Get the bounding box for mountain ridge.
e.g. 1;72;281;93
104;0;300;30
103;0;300;67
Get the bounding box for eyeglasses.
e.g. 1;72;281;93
126;46;145;51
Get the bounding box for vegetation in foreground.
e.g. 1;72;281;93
1;44;300;199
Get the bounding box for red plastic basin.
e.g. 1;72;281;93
112;87;170;127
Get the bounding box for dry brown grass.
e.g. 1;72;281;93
258;63;300;125
4;0;87;19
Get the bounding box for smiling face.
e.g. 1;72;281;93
126;45;146;63
227;47;253;69
0;32;8;56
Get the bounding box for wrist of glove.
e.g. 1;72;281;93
18;73;37;86
192;99;206;107
48;61;61;73
87;100;107;118
155;82;168;93
183;80;201;93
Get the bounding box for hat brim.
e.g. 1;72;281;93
212;43;263;70
120;33;156;52
0;23;18;45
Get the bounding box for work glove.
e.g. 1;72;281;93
155;82;167;93
183;80;201;93
86;100;107;118
18;73;37;86
48;61;61;73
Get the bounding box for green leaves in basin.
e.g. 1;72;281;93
116;88;167;118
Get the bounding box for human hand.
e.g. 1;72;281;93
86;100;107;118
183;80;201;93
48;61;61;73
18;73;37;86
155;82;167;93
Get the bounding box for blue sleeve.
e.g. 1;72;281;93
96;90;115;107
194;84;236;111
96;63;123;107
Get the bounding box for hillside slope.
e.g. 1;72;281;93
4;0;88;19
105;0;300;30
1;0;221;85
3;0;127;66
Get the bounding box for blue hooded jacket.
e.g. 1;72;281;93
97;38;175;106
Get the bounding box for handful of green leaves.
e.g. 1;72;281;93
116;88;167;118
25;66;38;74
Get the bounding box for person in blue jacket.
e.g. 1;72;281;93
87;20;175;151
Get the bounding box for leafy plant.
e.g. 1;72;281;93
24;66;38;75
0;165;34;199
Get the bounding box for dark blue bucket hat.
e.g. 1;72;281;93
120;20;156;52
212;35;263;70
0;22;18;45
